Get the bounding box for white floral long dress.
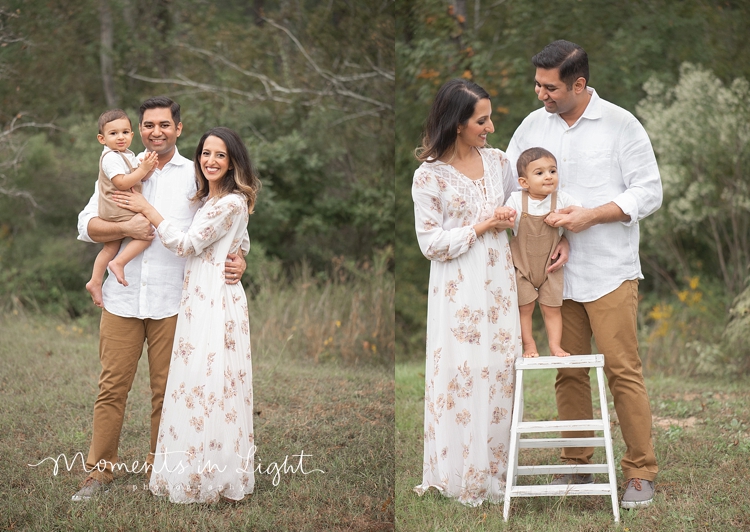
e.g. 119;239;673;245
411;147;522;506
149;193;254;503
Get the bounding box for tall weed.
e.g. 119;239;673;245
640;276;731;376
248;247;394;366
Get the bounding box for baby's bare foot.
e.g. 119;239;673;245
85;280;104;308
522;343;539;358
550;346;570;357
108;261;128;287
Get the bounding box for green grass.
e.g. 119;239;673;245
396;360;750;531
0;313;394;531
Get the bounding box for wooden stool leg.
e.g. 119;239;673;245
597;366;620;523
503;366;524;521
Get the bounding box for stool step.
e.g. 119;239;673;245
509;483;614;497
519;437;605;448
516;464;609;476
517;419;605;433
515;354;604;370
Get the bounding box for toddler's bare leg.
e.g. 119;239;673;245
108;239;151;286
87;240;121;307
540;304;570;357
519;301;539;358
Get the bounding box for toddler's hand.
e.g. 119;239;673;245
140;151;158;181
494;206;515;221
141;151;159;171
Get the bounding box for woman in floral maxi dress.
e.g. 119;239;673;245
412;79;523;506
113;127;261;503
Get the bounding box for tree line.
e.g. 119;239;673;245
396;0;750;371
0;0;394;316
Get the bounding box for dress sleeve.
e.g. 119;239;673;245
412;167;477;262
156;195;246;257
239;230;250;255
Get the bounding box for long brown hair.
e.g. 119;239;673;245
193;127;261;213
415;79;491;163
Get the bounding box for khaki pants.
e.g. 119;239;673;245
85;309;176;482
556;280;658;481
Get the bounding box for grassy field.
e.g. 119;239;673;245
0;312;394;531
396;360;750;531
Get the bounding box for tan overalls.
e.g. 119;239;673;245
97;150;140;222
509;190;563;307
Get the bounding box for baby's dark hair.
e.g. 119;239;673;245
98;109;131;134
516;147;557;177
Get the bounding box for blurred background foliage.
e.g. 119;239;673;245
0;0;395;362
396;0;750;374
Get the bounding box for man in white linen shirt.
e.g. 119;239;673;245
506;40;662;509
72;96;248;501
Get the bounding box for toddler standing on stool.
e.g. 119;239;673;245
85;109;158;307
495;147;581;358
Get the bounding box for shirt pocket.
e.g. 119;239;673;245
568;149;612;188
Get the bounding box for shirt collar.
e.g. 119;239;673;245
168;146;191;167
546;86;601;127
580;87;601;121
138;146;191;168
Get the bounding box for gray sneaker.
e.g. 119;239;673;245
71;477;111;501
620;478;654;508
550;473;594;485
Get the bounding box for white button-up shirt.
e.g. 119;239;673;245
506;87;662;302
79;147;211;319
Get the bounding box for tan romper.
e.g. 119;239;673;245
97;149;141;222
509;190;564;307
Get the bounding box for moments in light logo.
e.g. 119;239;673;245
28;446;324;487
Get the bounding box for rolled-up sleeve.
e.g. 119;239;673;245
412;169;476;262
612;118;663;225
77;182;100;243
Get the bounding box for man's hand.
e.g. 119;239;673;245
547;236;569;273
545;206;597;233
546;202;630;233
225;253;247;285
121;213;155;240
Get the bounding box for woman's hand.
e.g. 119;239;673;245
112;190;149;213
225;253;246;285
474;209;515;237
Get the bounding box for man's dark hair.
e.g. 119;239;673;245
417;79;491;162
138;96;181;125
532;40;589;89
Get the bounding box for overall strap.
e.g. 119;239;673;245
116;151;135;173
521;189;529;213
101;149;134;173
550;190;558;212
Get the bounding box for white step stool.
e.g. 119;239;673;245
503;354;619;522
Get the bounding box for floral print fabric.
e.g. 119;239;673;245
149;193;254;503
412;148;522;506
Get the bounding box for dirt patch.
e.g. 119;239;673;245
652;415;698;429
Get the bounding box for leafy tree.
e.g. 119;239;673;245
637;64;750;297
0;0;394;315
396;0;750;360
